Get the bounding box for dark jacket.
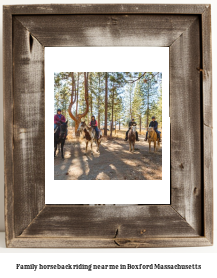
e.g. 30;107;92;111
90;119;97;127
129;121;137;128
149;120;158;130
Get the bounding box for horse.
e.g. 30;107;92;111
77;121;102;154
128;124;136;152
147;127;160;152
54;121;68;159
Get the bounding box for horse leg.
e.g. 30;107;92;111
91;140;93;154
54;141;57;157
129;142;131;152
132;142;135;152
61;141;64;159
156;138;159;151
149;141;151;152
154;140;156;152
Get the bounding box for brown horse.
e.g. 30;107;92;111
147;127;160;152
77;121;102;154
128;124;136;152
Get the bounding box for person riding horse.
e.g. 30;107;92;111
54;108;67;138
145;116;161;142
124;118;139;141
90;115;100;139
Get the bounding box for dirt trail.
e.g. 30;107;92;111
54;134;162;180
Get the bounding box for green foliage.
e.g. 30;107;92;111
54;72;162;132
54;72;73;126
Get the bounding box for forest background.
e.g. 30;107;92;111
54;72;162;137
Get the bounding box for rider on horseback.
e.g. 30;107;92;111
54;108;67;137
124;118;139;141
145;116;161;142
90;115;100;139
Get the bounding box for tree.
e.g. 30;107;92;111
54;72;73;126
54;71;162;139
68;72;89;135
124;82;134;120
113;96;124;133
143;73;161;128
108;72;125;136
104;72;108;136
149;74;162;127
132;76;145;134
96;72;104;129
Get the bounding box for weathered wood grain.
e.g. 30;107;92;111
12;17;45;237
203;125;213;244
4;4;207;15
20;205;199;238
16;15;197;47
3;7;14;247
202;6;212;129
201;6;213;245
8;237;212;248
170;17;202;235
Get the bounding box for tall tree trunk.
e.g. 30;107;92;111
76;73;79;116
75;121;79;135
98;111;100;129
98;73;101;129
115;115;116;134
90;95;93;116
147;81;150;129
98;93;100;128
110;89;114;137
104;72;108;136
119;119;120;130
139;115;141;134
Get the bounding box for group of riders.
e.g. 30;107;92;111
54;108;161;142
124;116;161;142
54;108;100;139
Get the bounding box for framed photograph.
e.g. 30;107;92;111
46;47;170;205
3;4;213;247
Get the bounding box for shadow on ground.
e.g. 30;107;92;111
54;135;162;180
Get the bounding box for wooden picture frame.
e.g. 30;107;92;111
3;4;213;248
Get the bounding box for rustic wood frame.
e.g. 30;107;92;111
3;4;213;248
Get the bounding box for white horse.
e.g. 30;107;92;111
77;121;102;154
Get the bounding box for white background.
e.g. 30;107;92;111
0;0;216;277
45;47;170;204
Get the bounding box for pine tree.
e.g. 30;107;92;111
108;72;126;136
54;71;162;138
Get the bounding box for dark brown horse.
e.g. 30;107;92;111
54;121;68;159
